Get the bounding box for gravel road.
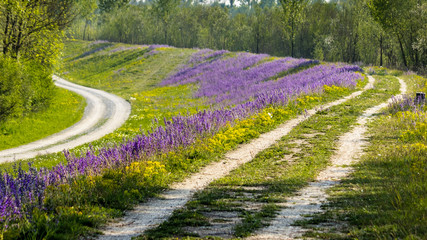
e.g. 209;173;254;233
0;75;131;164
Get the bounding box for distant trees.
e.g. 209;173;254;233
152;0;180;44
67;0;426;73
99;0;131;13
278;0;308;57
367;0;426;70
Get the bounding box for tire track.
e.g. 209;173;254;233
247;76;406;240
99;77;375;240
0;75;131;163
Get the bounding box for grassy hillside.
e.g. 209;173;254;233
1;40;376;239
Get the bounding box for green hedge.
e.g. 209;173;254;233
0;56;54;123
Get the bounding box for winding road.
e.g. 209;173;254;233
0;75;131;164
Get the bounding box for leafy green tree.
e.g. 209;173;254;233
367;0;425;69
251;4;267;53
152;0;180;44
0;0;86;121
0;0;92;66
98;0;131;13
278;0;308;57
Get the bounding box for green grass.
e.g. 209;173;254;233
0;40;200;171
0;40;372;239
299;74;427;240
141;74;399;239
0;87;85;151
141;75;399;239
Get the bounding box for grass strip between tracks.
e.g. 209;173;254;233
140;75;399;240
300;74;427;240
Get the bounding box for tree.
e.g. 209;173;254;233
367;0;425;69
0;0;85;64
0;0;88;121
78;0;97;40
251;4;267;53
278;0;308;57
152;0;180;44
98;0;131;13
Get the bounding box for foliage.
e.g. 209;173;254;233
0;57;21;122
68;0;426;72
278;0;308;57
98;0;130;13
0;0;89;123
367;0;426;70
0;56;55;123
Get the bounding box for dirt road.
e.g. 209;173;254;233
0;75;131;163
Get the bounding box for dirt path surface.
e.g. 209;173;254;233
0;75;131;163
247;76;407;240
99;77;375;240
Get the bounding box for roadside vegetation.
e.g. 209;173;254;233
0;1;92;153
141;72;400;240
0;40;364;239
299;72;427;239
0;87;85;151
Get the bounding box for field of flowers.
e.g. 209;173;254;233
0;41;364;239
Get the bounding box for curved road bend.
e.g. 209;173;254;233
0;75;131;164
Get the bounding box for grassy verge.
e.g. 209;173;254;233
137;75;399;239
0;87;85;151
299;73;427;239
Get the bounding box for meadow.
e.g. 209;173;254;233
1;40;424;239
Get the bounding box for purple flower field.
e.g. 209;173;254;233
0;49;363;225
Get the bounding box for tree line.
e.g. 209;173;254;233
71;0;426;73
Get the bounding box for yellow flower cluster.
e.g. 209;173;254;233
126;161;166;178
208;122;258;151
323;85;347;94
207;107;295;152
398;143;427;177
397;111;427;142
57;206;83;217
296;95;322;106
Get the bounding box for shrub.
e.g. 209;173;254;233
0;57;23;122
0;56;54;123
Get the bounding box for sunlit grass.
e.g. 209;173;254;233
140;76;397;239
0;87;85;151
301;74;427;239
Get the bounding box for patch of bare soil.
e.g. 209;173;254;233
99;78;375;240
247;76;407;240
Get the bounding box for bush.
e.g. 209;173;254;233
0;56;54;123
0;57;23;122
21;60;54;112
